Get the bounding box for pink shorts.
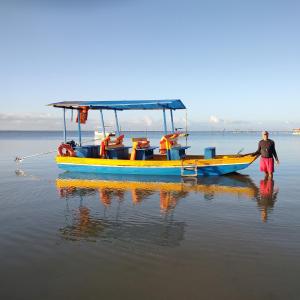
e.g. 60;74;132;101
260;157;274;173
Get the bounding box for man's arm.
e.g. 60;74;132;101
252;141;261;157
272;141;279;163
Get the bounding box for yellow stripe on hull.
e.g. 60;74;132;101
56;154;256;167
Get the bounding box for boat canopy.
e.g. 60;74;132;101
48;99;186;110
50;99;186;148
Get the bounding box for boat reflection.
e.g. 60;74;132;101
60;202;186;245
55;173;279;242
56;172;261;210
59;205;107;242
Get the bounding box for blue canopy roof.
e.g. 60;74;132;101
48;99;186;110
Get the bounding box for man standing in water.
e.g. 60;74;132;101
252;131;279;179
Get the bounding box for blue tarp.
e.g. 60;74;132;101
48;99;186;110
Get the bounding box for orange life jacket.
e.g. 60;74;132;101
100;135;125;158
159;133;179;154
108;135;124;147
76;106;89;124
100;136;110;157
130;140;150;160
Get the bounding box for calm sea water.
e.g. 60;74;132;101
0;131;300;300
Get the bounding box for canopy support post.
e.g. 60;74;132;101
162;108;168;135
77;109;82;146
114;109;120;136
100;109;106;137
170;109;175;132
63;108;67;143
162;108;170;160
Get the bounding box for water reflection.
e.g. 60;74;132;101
56;172;261;211
53;173;280;244
99;188;125;207
1;170;276;244
257;179;279;222
59;203;107;242
59;196;185;245
160;189;189;211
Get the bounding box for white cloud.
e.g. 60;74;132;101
143;116;153;127
209;115;223;124
0;112;297;131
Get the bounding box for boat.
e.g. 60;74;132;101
49;99;257;176
292;128;300;135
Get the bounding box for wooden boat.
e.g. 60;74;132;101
49;99;257;176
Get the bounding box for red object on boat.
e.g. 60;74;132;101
58;144;76;157
76;106;89;124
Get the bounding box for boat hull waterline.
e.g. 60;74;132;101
56;155;256;176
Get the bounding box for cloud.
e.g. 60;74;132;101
0;112;297;131
0;112;158;131
208;115;252;126
0;112;53;121
0;113;60;130
143;116;153;127
209;115;223;124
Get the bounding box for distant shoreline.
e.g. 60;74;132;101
0;130;293;133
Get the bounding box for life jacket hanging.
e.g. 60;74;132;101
76;106;89;124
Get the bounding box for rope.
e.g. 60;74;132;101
15;150;57;162
15;137;103;163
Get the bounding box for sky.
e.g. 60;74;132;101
0;0;299;130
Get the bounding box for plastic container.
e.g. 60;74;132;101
204;147;216;159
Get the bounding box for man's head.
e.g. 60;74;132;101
262;130;269;140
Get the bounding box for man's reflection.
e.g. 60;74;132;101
257;179;279;222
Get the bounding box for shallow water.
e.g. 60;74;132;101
0;131;300;300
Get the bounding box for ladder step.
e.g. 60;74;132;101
183;167;195;170
181;164;198;177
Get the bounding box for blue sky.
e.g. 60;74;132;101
1;0;299;130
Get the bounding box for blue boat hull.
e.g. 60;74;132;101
57;162;251;176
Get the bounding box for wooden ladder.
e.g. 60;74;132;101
181;160;198;177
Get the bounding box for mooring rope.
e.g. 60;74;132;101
14;137;102;163
15;150;57;162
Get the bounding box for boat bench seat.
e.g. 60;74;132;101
131;137;157;160
169;146;190;160
135;146;158;160
106;146;131;159
75;145;100;158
